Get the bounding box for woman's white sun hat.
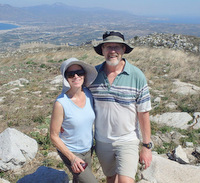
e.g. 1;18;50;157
60;57;98;93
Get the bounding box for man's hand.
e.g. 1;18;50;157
139;146;152;169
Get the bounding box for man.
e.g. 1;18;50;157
89;31;152;183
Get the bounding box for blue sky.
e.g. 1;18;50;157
0;0;200;17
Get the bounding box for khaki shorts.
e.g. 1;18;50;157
95;140;140;179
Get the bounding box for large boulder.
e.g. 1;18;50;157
0;178;10;183
150;112;193;129
0;128;38;171
172;79;200;95
139;154;200;183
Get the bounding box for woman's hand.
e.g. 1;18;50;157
71;156;86;173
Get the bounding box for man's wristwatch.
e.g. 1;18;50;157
142;142;153;149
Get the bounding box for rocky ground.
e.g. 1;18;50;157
0;44;200;182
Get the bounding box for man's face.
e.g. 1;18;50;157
102;43;125;66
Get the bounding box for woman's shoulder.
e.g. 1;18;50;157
56;93;68;103
83;87;93;97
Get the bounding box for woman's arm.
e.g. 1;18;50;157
50;101;85;172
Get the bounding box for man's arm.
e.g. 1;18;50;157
138;111;152;169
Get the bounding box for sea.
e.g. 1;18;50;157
0;23;19;30
150;16;200;25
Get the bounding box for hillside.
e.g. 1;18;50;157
0;44;200;182
1;44;200;133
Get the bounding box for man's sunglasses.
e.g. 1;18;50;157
65;69;85;78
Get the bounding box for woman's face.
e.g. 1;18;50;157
65;64;85;89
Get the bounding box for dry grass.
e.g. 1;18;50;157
0;45;200;182
127;47;200;84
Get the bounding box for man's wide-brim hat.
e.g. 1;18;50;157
60;57;97;93
93;31;134;56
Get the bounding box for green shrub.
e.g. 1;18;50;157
47;60;56;63
43;159;54;167
179;129;200;145
26;61;37;65
57;162;64;169
154;142;177;154
151;122;159;135
32;115;45;124
40;64;46;68
30;132;51;150
160;126;173;133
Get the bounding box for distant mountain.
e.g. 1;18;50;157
0;3;145;24
0;4;37;21
0;3;199;51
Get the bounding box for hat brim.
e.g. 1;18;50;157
93;40;134;56
60;58;97;93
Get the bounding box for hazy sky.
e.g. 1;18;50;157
0;0;200;17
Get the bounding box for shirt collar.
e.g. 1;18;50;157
122;59;130;75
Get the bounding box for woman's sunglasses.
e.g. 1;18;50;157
65;69;85;78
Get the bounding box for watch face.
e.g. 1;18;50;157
143;142;153;149
147;142;152;148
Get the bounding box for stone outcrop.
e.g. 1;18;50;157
172;79;200;95
150;112;193;129
191;112;200;129
131;33;200;53
0;128;38;171
2;78;29;87
138;153;200;183
0;178;10;183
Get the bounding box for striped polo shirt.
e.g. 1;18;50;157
89;59;151;143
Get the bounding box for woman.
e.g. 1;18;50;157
50;58;98;183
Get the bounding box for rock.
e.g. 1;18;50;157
50;75;62;85
172;79;200;95
184;148;197;164
192;148;200;161
0;128;38;171
174;145;189;164
156;131;172;143
151;135;163;147
165;102;177;110
5;87;20;94
170;131;184;144
17;166;69;183
196;146;200;153
47;152;62;161
150;112;193;129
131;33;200;53
185;142;194;147
152;131;184;147
0;178;10;183
189;112;200;129
141;154;200;183
154;97;161;103
3;78;29;87
0;97;5;103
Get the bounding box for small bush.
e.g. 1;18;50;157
40;64;46;68
179;129;200;145
30;132;51;150
154;142;177;154
160;126;173;133
32;115;45;124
